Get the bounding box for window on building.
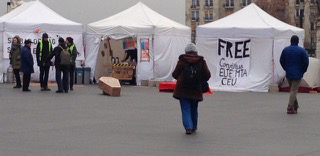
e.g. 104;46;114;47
296;9;304;18
192;0;200;7
205;0;214;7
192;11;200;21
191;0;200;8
226;0;234;7
204;10;213;21
242;0;251;6
311;23;315;30
296;0;300;5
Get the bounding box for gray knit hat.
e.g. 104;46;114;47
185;43;198;54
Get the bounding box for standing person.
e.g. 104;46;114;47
9;36;22;88
280;35;309;114
20;39;34;92
121;48;137;63
36;33;53;91
46;38;70;93
172;43;211;135
66;37;78;91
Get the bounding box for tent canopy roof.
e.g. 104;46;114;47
87;2;190;38
197;3;304;38
0;0;82;33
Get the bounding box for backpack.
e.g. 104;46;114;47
182;63;202;89
59;46;71;65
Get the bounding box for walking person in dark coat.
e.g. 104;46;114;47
46;38;70;93
280;35;309;114
172;43;211;135
20;39;34;92
10;36;22;88
66;37;78;91
36;33;53;91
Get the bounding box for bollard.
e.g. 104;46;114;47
6;65;14;83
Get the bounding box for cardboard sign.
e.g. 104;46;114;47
112;64;135;80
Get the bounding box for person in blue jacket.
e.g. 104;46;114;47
280;35;309;114
20;39;34;92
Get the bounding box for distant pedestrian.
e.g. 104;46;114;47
9;36;22;89
66;37;78;91
20;39;34;92
172;43;211;135
280;35;309;114
46;38;70;93
36;33;53;91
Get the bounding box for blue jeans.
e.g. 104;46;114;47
180;98;199;130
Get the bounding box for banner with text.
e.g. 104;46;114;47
3;32;84;60
216;38;251;87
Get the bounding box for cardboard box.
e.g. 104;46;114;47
112;64;135;80
98;77;121;96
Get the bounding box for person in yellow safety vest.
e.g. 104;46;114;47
66;37;78;91
36;33;53;91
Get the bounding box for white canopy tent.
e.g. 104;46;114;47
0;0;84;83
196;3;304;92
85;2;191;84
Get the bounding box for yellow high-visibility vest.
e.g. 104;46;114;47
39;40;52;61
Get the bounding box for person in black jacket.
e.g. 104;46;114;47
66;37;78;91
20;39;34;92
172;43;211;135
46;38;70;93
36;33;53;91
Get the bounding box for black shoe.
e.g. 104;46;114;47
191;128;197;133
70;87;73;91
56;90;63;93
185;129;193;135
22;89;31;92
64;90;68;93
44;88;51;91
13;85;22;89
41;87;46;91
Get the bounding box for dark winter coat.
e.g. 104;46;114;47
46;44;70;69
20;45;34;74
172;54;211;101
280;44;309;80
10;44;22;69
36;39;53;66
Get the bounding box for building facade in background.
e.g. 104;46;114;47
186;0;319;57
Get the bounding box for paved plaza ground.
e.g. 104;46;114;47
0;83;320;156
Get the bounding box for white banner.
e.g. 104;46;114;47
216;38;251;87
3;32;84;60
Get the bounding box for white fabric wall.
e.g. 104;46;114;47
0;31;3;82
85;35;190;84
197;38;274;92
84;34;101;80
153;35;190;81
136;36;154;85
